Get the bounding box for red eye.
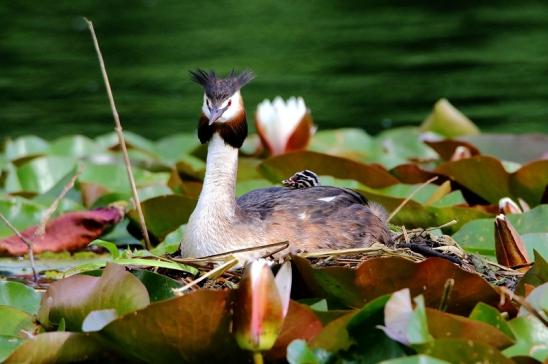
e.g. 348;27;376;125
227;100;232;107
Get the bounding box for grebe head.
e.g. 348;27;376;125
190;69;254;125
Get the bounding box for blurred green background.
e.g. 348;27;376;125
1;0;547;140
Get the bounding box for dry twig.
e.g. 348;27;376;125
0;213;37;281
84;17;152;250
34;166;83;238
387;176;438;223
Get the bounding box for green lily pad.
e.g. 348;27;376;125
0;306;35;337
128;194;196;243
469;302;514;339
308;128;374;160
425;308;513;349
371;127;438;168
155;133;199;163
0;281;41;314
379;355;450;364
48;135;101;158
0;197;44;239
416;338;512;363
516;251;548;294
420;99;480;138
452;205;548;256
460;133;548;164
503;316;548;362
0;336;23;363
12;156;76;194
4;136;49;162
79;162;169;193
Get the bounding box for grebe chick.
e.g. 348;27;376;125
181;69;391;261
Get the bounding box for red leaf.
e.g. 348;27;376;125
0;206;123;256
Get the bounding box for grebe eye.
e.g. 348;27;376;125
227;100;232;107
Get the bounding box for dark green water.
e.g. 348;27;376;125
1;0;548;140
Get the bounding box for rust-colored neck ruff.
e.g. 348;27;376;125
198;111;248;148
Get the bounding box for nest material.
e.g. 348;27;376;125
167;228;523;292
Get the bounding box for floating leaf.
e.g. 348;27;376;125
48;135;100;158
293;256;508;315
0;336;23;363
503;316;548;362
128;194;196;243
420;99;480;137
4;136;49;162
435;156;510;204
453;205;548;256
423;139;480;161
425;308;513;349
308;128;374;160
460;133;548;164
0;281;41;314
516;251;548;294
0;206;124;256
10;156;76;194
38;263;149;331
379;355;450;364
0;306;34;337
267;301;323;361
259;151;399;189
417;338;512;363
101;290;247;363
469;302;514;339
4;332;105;364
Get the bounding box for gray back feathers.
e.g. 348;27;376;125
190;69;255;105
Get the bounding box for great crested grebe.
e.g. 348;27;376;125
181;69;391;259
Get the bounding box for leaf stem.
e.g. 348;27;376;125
252;352;264;364
83;17;152;250
387;176;438;223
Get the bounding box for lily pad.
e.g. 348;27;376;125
460;133;548;164
293;256;508;315
259;151;399;189
4;331;105;364
128;194;196;243
0;281;41;314
452;205;548;256
38;263;150;331
100;290;247;363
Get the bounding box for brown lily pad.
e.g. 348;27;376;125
293;256;513;316
0;206;123;256
259;151;399;189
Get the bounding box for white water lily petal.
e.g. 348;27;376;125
256;96;310;155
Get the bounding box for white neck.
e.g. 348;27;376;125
183;133;240;257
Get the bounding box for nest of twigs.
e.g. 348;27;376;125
164;226;523;293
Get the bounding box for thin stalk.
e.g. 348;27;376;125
34;166;83;237
252;352;264;364
84;17;152;250
0;213;37;281
387;176;438;223
172;258;239;295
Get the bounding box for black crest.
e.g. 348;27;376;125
190;69;255;105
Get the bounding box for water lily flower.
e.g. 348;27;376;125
255;97;315;156
498;197;523;215
233;259;292;354
494;214;530;269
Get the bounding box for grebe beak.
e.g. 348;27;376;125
208;106;226;125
